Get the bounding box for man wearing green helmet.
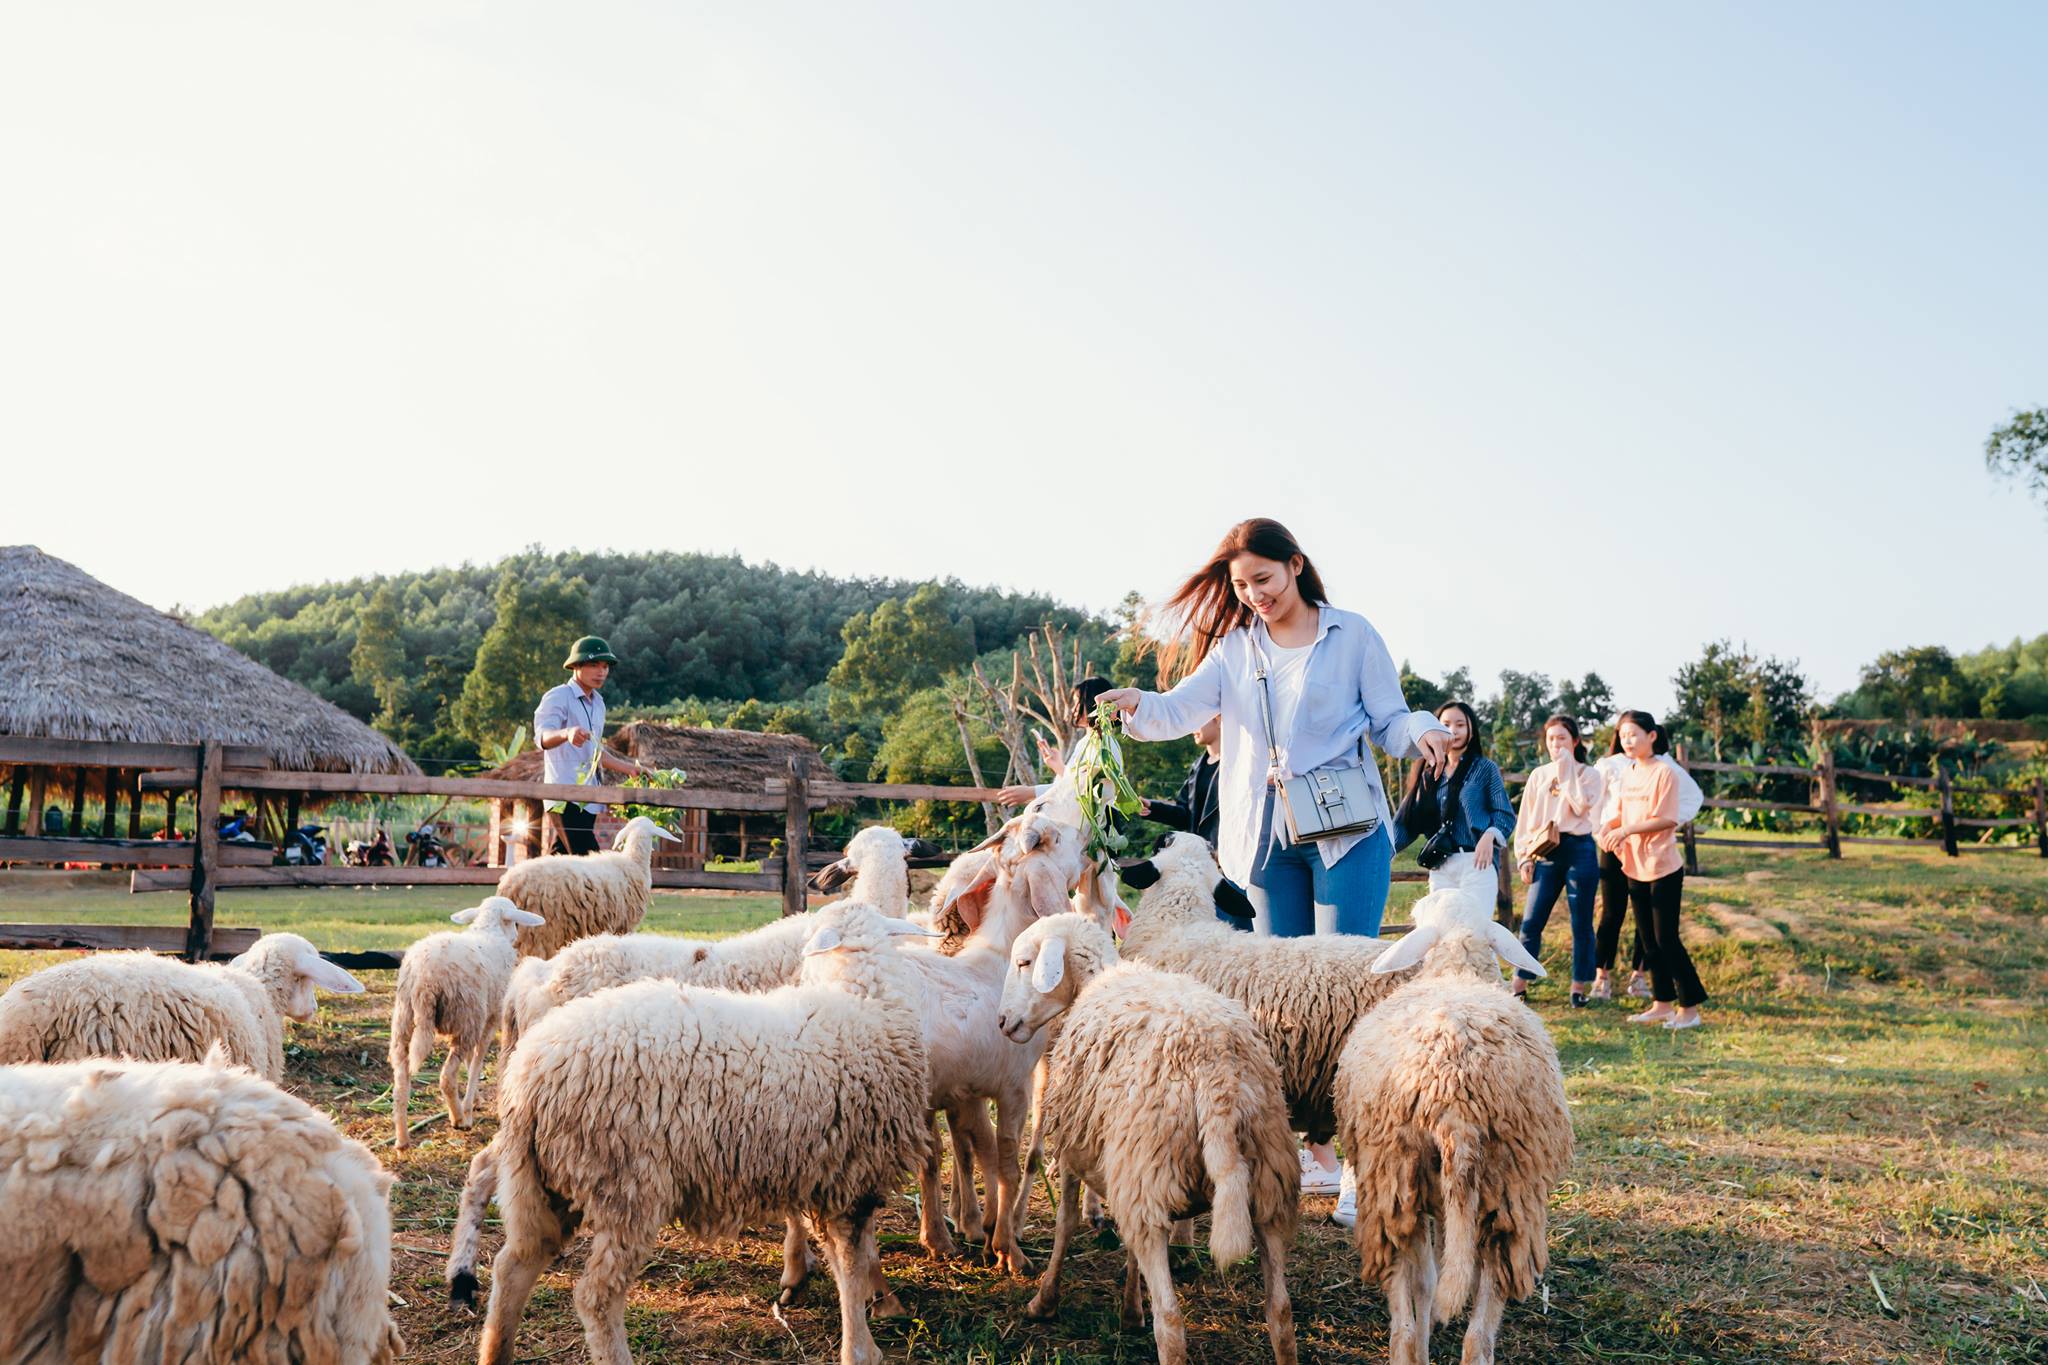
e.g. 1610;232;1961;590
535;636;649;855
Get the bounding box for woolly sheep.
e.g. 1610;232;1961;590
498;954;555;1054
0;932;364;1081
1116;833;1416;1145
1335;883;1572;1365
0;1051;402;1363
450;900;934;1365
493;814;681;958
389;895;546;1149
997;913;1299;1365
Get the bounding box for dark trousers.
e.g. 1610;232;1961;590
553;805;600;856
1627;869;1707;1008
1594;847;1644;974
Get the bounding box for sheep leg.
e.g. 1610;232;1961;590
438;1046;463;1127
459;1040;487;1128
1129;1224;1185;1364
949;1104;986;1244
478;1214;567;1365
1257;1217;1299;1365
1120;1247;1144;1328
1458;1266;1505;1365
815;1202;885;1365
861;1214;907;1319
573;1223;652;1365
777;1217;817;1305
917;1112;960;1260
988;1093;1034;1275
1025;1168;1082;1320
391;1052;413;1151
1386;1235;1433;1365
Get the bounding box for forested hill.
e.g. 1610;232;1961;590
193;549;1100;760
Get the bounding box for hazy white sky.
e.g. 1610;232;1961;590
5;1;2044;712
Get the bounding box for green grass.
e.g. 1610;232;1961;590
3;846;2044;1362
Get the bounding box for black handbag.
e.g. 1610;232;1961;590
1414;758;1472;871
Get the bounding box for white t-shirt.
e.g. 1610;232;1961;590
1262;639;1314;755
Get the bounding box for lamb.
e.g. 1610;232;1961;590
997;912;1299;1365
0;1051;403;1363
498;955;555;1054
492;814;681;958
0;932;365;1081
451;900;934;1365
389;895;546;1149
1116;832;1416;1145
1335;882;1572;1365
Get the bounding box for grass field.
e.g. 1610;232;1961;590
2;846;2043;1363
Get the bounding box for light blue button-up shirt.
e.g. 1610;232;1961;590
535;681;606;813
1123;606;1448;884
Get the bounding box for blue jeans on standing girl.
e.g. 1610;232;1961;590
1519;830;1599;982
1246;790;1395;937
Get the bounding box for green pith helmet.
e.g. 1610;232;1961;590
563;636;619;668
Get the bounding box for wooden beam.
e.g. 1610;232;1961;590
1699;797;1822;815
138;767;793;812
0;836;270;867
1834;767;1939;788
26;766;47;839
1690;837;1826;850
0;923;260;957
187;743;222;962
1679;759;1815;778
781;757;810;918
101;766;119;839
4;766;23;835
765;778;1004;804
129;864;782;892
1836;802;1936;819
0;737;270;770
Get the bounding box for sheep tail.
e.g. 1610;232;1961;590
1433;1111;1483;1318
405;987;437;1073
446;1138;501;1309
389;989;418;1073
1196;1074;1253;1265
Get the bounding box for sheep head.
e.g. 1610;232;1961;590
230;932;365;1022
610;815;682;862
1114;832;1256;927
452;895;546;940
809;825;940;894
798;900;932;963
997;912;1117;1043
1370;881;1545;981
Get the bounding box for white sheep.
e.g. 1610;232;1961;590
389;895;546;1149
1336;882;1573;1365
493;814;681;958
451;899;934;1365
1115;833;1418;1147
0;932;364;1081
998;912;1300;1365
498;955;555;1054
0;1051;403;1363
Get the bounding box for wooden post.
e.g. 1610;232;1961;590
67;766;88;835
1817;749;1841;859
1493;851;1516;930
126;770;142;838
488;799;505;867
1938;771;1958;858
101;766;119;838
5;766;25;834
283;792;301;846
185;743;222;962
782;755;810;918
2033;778;2046;860
164;788;179;839
1676;744;1699;875
27;765;48;837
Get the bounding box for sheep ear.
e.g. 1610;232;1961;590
507;909;547;928
1031;937;1067;994
1116;858;1161;889
651;825;682;842
1212;877;1255;921
1372;925;1441;975
302;957;365;994
907;838;941;860
1488;922;1547;977
961;819;1019;858
450;907;480;924
881;916;936;937
809;858;856;893
801;927;843;957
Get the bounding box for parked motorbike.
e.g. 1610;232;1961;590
282;823;328;866
405;825;450;868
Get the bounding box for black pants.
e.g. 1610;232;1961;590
1594;848;1644;974
1627;869;1707;1008
553;805;599;856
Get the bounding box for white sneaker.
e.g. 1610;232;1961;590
1330;1163;1357;1229
1298;1148;1341;1196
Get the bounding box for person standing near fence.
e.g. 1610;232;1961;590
534;636;649;855
1597;710;1707;1030
1591;715;1702;1000
1390;701;1518;889
1511;715;1604;1007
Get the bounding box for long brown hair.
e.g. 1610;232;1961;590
1153;519;1329;685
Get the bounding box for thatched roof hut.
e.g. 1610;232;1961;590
1;545;416;774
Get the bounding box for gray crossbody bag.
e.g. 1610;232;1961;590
1254;645;1382;845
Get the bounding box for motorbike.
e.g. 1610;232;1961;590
405;825;450;868
282;823;328;866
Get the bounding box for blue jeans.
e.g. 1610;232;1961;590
1246;791;1394;938
1519;831;1599;982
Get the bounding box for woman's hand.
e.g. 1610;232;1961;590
1473;829;1498;870
995;785;1038;807
1098;687;1142;716
1517;859;1535;885
1415;728;1452;774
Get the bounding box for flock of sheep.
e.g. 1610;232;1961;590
0;802;1574;1365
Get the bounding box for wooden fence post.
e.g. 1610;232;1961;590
1817;749;1841;859
185;743;221;962
1494;853;1516;930
1675;744;1699;874
782;756;810;918
1938;771;1958;857
67;766;87;835
100;766;119;838
4;766;24;834
2033;778;2046;860
126;770;142;838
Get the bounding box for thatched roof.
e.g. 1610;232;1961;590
0;546;418;773
480;720;825;797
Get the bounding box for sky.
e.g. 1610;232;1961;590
4;1;2044;714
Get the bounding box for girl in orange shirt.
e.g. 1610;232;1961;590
1595;710;1706;1029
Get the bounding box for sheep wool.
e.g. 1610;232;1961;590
0;1053;402;1364
493;814;675;958
0;932;363;1082
459;900;934;1365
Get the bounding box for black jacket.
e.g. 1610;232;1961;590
1146;754;1221;845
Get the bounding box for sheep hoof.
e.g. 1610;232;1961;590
994;1245;1034;1277
776;1284;803;1308
873;1290;908;1319
919;1232;959;1260
1024;1291;1058;1320
448;1270;479;1311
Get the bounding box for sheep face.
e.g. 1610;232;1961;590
1114;832;1257;925
451;896;546;940
1002;815;1089;920
809;826;941;894
797;901;933;966
610;815;682;851
1369;884;1546;980
996;913;1109;1043
232;933;365;1022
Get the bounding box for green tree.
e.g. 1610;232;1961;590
1671;640;1813;755
348;583;410;738
1846;645;1983;720
826;583;975;724
1986;407;2048;511
449;573;592;751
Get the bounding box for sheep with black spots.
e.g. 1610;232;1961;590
1335;881;1572;1365
0;932;363;1081
997;912;1299;1365
389;894;545;1149
0;1051;402;1363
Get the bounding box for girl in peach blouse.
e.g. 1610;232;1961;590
1596;710;1707;1029
1511;715;1605;1006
